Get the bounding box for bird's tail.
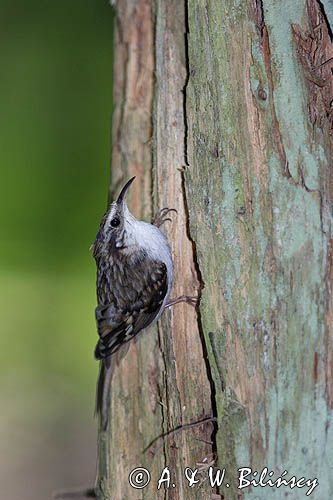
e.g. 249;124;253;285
96;357;113;431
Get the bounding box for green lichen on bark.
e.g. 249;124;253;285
185;0;333;498
98;0;333;498
97;1;214;498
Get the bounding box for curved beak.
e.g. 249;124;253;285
116;176;136;205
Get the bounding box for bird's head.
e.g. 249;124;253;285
93;176;137;257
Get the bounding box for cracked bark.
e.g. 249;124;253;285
97;0;333;499
96;1;214;499
185;0;333;498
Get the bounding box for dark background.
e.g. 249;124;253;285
0;2;113;498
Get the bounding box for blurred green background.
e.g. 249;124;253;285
0;2;114;498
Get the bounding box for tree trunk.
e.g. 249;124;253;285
96;0;333;499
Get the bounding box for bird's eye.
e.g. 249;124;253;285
110;217;120;228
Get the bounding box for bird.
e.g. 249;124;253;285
92;176;175;430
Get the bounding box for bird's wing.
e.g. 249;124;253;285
94;260;168;360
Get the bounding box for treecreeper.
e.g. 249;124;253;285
92;177;196;429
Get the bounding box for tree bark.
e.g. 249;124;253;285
96;1;213;499
96;0;333;499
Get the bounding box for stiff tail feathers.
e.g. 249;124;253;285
96;357;113;431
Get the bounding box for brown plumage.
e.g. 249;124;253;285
92;177;173;429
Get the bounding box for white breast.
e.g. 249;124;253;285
122;217;173;306
135;220;173;290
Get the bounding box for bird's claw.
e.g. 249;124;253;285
164;295;199;309
152;207;178;227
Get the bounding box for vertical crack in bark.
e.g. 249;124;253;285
180;171;218;457
156;325;169;500
182;0;219;464
151;4;216;495
254;0;265;39
317;0;333;40
183;0;190;168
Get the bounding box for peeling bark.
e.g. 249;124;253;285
96;1;214;498
185;0;333;498
97;0;333;499
153;2;215;498
96;2;162;498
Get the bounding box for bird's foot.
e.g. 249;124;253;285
152;207;177;227
164;295;199;309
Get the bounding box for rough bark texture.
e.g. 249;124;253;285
97;0;333;499
153;1;215;498
96;1;213;499
185;0;333;498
